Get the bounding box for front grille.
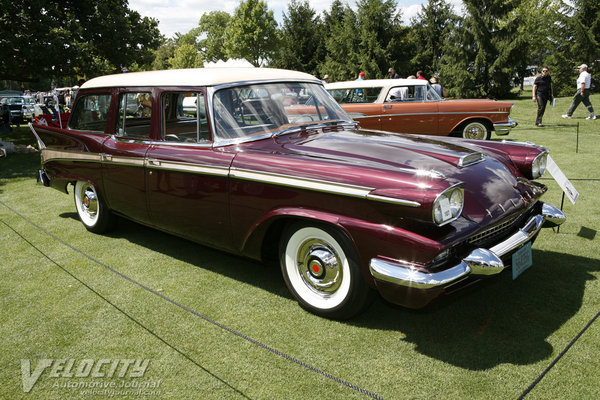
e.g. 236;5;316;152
468;215;519;246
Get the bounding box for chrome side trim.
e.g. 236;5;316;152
146;160;229;176
40;149;423;207
365;194;421;207
41;149;102;164
230;168;423;207
230;168;373;198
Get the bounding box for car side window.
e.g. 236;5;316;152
116;92;152;138
161;92;210;143
385;86;426;102
327;88;380;104
69;94;112;132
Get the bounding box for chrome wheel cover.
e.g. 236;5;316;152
283;226;351;310
75;181;99;227
463;122;487;140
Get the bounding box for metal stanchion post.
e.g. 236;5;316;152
557;192;565;233
576;122;579;153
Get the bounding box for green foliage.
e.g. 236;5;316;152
168;43;204;69
198;11;232;63
224;0;279;67
319;0;408;81
0;0;161;84
410;0;458;78
270;1;324;77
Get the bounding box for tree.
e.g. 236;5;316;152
168;43;203;69
354;0;404;79
224;0;279;67
270;1;323;76
410;0;458;78
319;1;360;81
198;11;231;63
439;0;524;98
0;0;161;83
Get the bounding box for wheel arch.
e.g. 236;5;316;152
452;118;493;137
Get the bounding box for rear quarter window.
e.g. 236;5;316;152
69;94;112;132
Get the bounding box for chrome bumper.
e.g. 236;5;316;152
493;117;518;135
369;203;565;289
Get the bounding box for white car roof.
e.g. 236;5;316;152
80;68;320;89
325;79;428;90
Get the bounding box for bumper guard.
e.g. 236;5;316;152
370;203;565;289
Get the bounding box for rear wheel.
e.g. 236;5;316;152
74;180;116;233
460;120;490;140
279;222;373;319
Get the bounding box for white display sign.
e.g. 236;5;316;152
546;155;579;204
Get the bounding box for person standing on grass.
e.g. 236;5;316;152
532;66;554;127
562;64;596;120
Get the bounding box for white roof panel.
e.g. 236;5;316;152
80;68;320;89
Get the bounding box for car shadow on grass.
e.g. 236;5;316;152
58;214;292;298
58;213;598;370
351;249;600;370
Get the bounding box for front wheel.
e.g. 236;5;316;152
279;223;373;319
74;180;116;233
460;121;490;140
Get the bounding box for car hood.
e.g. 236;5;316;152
235;128;544;225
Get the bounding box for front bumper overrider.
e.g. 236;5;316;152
369;202;565;306
493;116;518;135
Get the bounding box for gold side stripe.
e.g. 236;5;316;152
42;150;422;207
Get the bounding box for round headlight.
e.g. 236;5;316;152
532;152;548;179
449;188;464;218
433;186;464;226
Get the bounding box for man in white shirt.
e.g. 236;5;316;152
562;64;596;120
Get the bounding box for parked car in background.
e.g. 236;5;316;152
30;68;564;319
0;95;36;126
326;79;517;140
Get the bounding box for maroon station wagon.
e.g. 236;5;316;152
30;68;566;319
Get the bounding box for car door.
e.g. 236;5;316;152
380;84;440;135
101;90;153;225
145;91;235;250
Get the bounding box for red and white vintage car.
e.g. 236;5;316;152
31;68;564;319
326;79;518;140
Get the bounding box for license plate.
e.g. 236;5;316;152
512;242;533;280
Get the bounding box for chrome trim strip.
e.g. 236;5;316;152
28;123;46;150
356;111;509;119
146;160;229;176
365;194;421;207
41;149;102;164
41;149;423;207
230;168;373;198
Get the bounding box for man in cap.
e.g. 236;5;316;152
562;64;596;120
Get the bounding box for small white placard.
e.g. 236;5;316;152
546;155;579;205
439;197;452;220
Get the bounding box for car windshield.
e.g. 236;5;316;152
5;97;24;105
212;82;352;140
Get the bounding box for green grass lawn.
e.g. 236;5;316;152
1;94;599;399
